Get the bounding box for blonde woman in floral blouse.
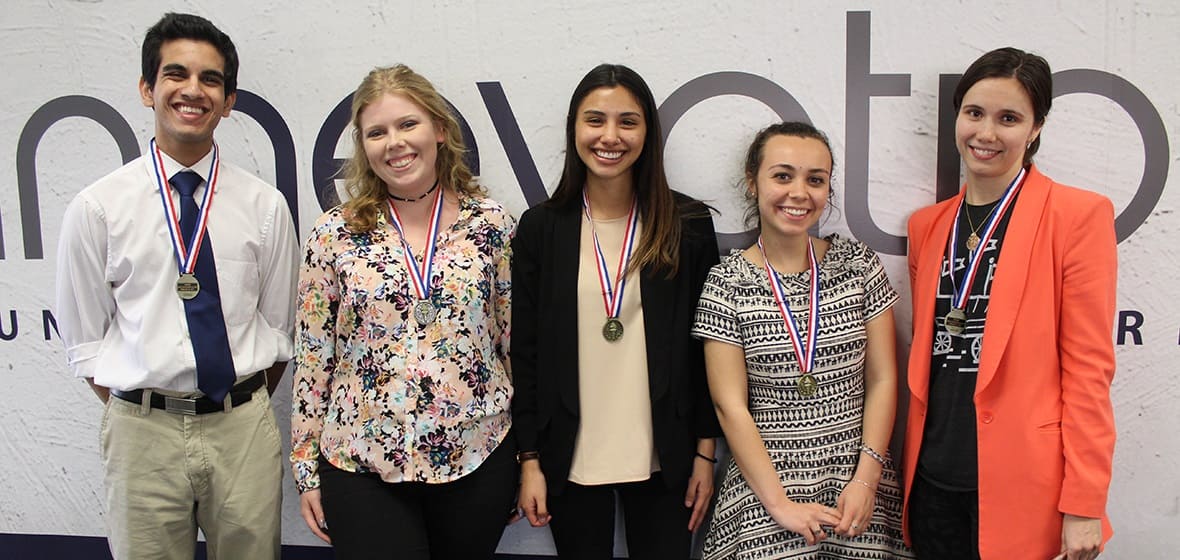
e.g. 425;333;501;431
291;65;516;559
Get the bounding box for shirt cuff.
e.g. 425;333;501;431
292;459;321;494
65;341;103;378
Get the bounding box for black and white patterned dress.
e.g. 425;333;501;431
693;234;912;560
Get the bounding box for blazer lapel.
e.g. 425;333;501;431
553;205;584;416
976;166;1050;394
909;197;960;404
641;265;673;402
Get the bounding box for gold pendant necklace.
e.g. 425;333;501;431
963;201;987;251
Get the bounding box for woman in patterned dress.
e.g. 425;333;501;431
693;122;912;559
290;65;517;559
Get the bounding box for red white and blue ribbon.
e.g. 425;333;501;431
387;187;445;301
151;138;219;273
582;191;639;321
946;167;1027;310
759;236;819;374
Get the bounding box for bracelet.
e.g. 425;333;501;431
851;478;878;491
515;450;540;464
860;444;888;466
695;451;718;464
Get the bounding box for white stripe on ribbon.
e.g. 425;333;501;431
387;187;445;301
948;166;1027;309
151;138;219;274
759;236;820;374
582;191;639;320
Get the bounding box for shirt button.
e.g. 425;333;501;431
980;412;994;424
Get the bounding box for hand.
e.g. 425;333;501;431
299;489;331;544
834;478;876;537
768;500;842;546
1051;514;1102;560
684;455;716;532
507;495;523;525
518;462;551;527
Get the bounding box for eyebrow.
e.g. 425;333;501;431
159;63;225;82
581;109;643;118
363;113;423;130
963;103;1026;116
769;163;830;175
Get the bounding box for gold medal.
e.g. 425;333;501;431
797;373;819;397
176;273;200;300
602;318;624;341
944;308;967;335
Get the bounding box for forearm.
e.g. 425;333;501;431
856;308;898;483
265;361;288;394
855;374;895;482
696;437;717;458
86;378;109;404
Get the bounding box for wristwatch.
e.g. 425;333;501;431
516;450;540;464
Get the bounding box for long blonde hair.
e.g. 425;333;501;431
341;64;483;232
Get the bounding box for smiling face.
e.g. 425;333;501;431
955;76;1043;189
749;134;832;239
358;92;446;197
139;39;234;166
574;86;646;189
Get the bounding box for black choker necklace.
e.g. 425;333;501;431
389;179;440;202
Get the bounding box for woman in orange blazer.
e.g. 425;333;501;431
903;47;1117;560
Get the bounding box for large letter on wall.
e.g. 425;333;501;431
14;96;138;260
478;82;549;208
233;90;300;231
845;11;911;256
659;72;812;253
1054;69;1168;242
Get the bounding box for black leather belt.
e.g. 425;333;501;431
110;372;265;415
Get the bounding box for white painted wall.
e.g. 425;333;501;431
1;1;1176;557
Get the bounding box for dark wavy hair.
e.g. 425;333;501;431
953;47;1052;164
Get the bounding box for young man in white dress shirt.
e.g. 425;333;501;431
54;12;298;559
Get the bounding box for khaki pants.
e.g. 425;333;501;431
100;384;282;560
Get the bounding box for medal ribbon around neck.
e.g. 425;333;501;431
582;191;639;322
151;138;219;274
758;236;820;374
947;166;1027;310
387;186;445;302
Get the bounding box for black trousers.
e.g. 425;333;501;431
908;473;982;560
547;472;692;560
318;437;518;560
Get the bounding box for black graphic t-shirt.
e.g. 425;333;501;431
917;191;1019;491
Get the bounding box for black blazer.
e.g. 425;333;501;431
511;192;722;495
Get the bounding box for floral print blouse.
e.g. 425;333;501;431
291;195;514;493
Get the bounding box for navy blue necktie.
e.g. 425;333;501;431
171;170;236;403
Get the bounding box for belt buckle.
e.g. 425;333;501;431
164;396;199;415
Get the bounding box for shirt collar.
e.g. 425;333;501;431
154;144;216;186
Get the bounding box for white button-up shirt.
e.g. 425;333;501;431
55;147;299;392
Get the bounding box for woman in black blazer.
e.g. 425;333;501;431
511;63;722;559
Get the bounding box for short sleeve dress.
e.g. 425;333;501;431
692;234;912;560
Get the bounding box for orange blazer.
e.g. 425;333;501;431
903;165;1117;558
